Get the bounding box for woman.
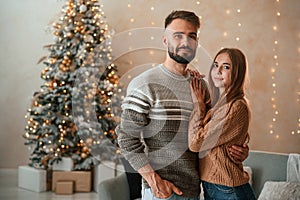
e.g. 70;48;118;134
188;48;256;199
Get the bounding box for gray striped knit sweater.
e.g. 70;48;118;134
116;64;207;197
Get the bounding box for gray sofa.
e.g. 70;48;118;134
98;150;290;200
243;150;289;197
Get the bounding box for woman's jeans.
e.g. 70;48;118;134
142;187;199;200
202;181;256;200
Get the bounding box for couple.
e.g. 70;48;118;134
116;10;256;200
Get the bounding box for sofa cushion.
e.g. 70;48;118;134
243;151;289;197
98;173;130;200
243;166;253;185
258;181;300;200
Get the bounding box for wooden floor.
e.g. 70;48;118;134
0;169;98;200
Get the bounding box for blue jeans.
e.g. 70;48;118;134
202;181;256;200
142;188;199;200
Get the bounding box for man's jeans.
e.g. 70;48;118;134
202;181;256;200
142;188;199;200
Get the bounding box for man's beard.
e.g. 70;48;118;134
168;46;196;64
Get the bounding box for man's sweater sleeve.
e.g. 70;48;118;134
116;109;150;171
115;76;153;171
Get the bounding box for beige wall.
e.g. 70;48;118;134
0;0;299;168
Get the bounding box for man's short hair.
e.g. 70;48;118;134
165;10;200;29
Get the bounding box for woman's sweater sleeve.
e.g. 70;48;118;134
188;100;249;153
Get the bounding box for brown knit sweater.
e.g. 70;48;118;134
188;98;250;187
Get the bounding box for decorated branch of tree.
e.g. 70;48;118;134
23;0;121;170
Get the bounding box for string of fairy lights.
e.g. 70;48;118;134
269;0;299;138
269;0;280;139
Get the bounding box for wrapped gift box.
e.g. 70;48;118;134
18;165;47;192
52;157;73;171
52;170;91;192
55;181;74;195
93;161;125;192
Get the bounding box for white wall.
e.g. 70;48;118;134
0;0;299;168
0;0;64;168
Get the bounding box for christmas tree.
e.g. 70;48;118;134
23;0;121;170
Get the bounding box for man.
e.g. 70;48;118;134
116;10;248;200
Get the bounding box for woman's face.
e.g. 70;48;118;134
211;52;232;93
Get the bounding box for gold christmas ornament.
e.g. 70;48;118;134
82;146;89;153
81;152;87;159
66;32;73;38
86;138;93;145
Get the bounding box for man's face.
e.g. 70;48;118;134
164;19;198;64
